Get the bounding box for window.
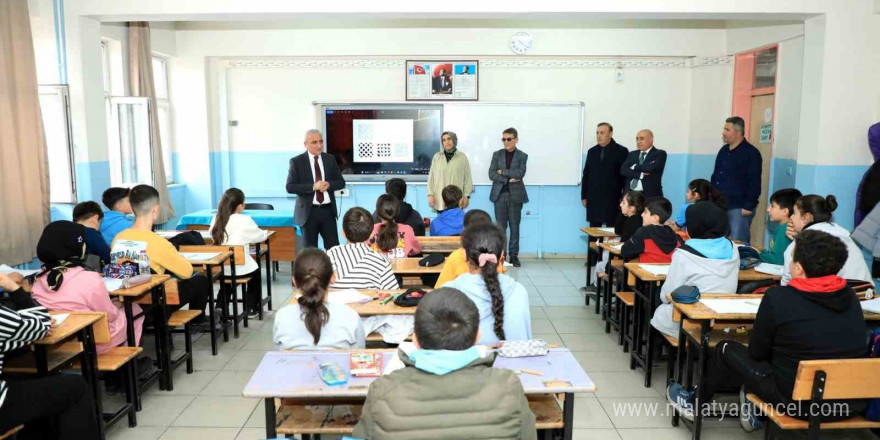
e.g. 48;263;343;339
39;85;76;203
152;56;173;183
754;47;777;89
108;97;153;186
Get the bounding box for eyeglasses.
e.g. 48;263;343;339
501;137;516;142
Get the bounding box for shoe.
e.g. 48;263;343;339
136;356;158;383
739;386;764;432
667;382;695;422
247;309;261;319
104;378;122;396
510;257;521;267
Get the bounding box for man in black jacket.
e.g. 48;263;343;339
373;178;426;236
620;129;667;198
285;129;346;248
581;122;628;226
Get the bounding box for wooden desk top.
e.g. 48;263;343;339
287;290;419;316
417;236;460;253
675;294;880;322
581;227;618;238
391;258;444;274
624;263;782;283
37;311;103;345
156;230;275;246
242;348;595;398
737;268;782;282
186;250;233;266
624;263;668;282
598;242;623;256
111;275;170;298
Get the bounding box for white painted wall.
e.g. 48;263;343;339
725;23;804;55
773;36;804;161
687;64;734;155
28;0;60;85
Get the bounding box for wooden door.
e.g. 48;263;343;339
748;94;775;246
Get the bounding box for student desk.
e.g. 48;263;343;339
111;275;174;391
243;348;595;440
5;311;106;439
597;242;624;327
623;263;781;388
417;236;460;254
390;258;445;275
580;227;619;310
184;250;234;355
671;295;880;440
176;209;301;264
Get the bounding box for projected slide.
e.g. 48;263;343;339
352;119;414;163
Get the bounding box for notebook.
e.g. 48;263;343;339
754;263;784;276
702;299;762;314
640;264;670;276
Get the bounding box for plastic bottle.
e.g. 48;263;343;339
138;250;151;276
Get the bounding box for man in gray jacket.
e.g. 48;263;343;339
489;127;529;267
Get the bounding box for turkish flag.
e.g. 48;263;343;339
413;65;426;75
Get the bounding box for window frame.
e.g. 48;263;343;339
39;84;77;203
152;54;174;183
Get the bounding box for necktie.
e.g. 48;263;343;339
639;151;647;164
314;155;324;203
631;152;648;190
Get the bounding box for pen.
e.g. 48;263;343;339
516;369;544;376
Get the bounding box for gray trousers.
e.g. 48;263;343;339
494;192;523;258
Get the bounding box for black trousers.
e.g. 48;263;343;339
245;268;263;312
704;340;864;421
494;192;523;259
303;205;340;249
0;375;100;439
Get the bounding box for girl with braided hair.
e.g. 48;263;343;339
445;223;531;345
273;248;365;350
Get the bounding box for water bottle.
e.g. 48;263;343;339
138;250;151;276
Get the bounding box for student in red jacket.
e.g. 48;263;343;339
622;197;682;263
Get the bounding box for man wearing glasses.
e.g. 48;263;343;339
489;128;529;267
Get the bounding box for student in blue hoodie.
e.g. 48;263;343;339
444;223;531;345
430;185;465;236
99;187;134;245
72;201;110;264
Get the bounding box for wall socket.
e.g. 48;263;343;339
615;70;625;83
334;188;350;197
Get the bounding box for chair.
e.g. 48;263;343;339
243;203;278;280
0;425;23;440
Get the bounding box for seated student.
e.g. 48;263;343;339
430;185;466;236
668;179;725;232
327;207;399;291
209;188;270;318
0;272;102;440
372;178;426;236
435;209;506;287
31;221;144;355
758;188;802;265
273;248;365;350
368;194;422;258
112;185;211;325
651;202;740;339
353;287;537;440
781;194;872;286
99;187;133;246
444;223;531;345
621;197;682;263
667;230;868;430
596;190;644;280
72;201;111;265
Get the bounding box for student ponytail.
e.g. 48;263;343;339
212;188;245;245
795;194;838;224
462;223;507;341
376;194;400;252
293;248;333;345
688;179;726;210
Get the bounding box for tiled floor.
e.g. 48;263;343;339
104;258;876;439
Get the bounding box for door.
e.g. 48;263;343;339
748;94;774;246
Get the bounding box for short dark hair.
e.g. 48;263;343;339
792;229;848;278
73;201;104;223
502;127;518;138
442;185;463;209
385;178;407;201
414;287;480;350
597;122;613;132
342;207;374;243
622;191;645;215
463;209;492;229
644;197;673;223
726;116;745;134
128;185;160;217
102;187;130;211
769;188;802;217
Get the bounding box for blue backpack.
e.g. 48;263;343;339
866;327;880;421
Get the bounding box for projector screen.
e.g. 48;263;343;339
322;104;443;181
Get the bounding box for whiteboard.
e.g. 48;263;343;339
443;102;584;185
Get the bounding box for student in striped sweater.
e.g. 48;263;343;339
327;207;399;291
0;272;100;438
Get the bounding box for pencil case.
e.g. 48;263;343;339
498;339;548;357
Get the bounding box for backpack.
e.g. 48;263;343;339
865;327;880;421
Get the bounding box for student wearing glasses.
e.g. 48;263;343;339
488;127;528;267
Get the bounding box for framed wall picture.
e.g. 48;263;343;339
406;60;479;101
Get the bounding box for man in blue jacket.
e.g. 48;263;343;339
711;116;763;243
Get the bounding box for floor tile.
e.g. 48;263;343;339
105;424;166;440
532;332;566;347
236;427;283;440
146;369;219;396
530;306;547;319
201;370;259;396
538;286;586;297
173;396;259;427
552;318;607;334
159;427;240;440
190;348;236;370
572;396;615;429
530;276;577;287
544;296;589;306
591;371;664;398
599;396;674;429
543;306;596;320
245;399;268;428
617;428;693;440
572;350;633;372
223;350;269;371
531;318;556;333
561;333;626;352
573;429;622;440
135;394;196;427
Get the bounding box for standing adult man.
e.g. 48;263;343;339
489;127;528;267
621;129;667;199
581;122;629;226
286;129;346;249
711;116;763;243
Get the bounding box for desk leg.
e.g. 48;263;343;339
644;282;659;388
672;320;687;427
265;397;277;439
206;263;218;356
266;240;273;312
563;392;574;440
35;345;48;376
230;255;239;339
693;321;711;440
79;326;106;439
123;300;142;410
630;280;643;370
156;283;173;391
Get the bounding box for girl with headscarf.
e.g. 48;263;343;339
31;221;144;354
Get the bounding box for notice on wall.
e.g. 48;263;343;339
406;60;479;101
760;124;772;143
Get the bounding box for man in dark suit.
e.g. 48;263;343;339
489;127;529;267
581;122;629;226
285;129;346;249
620;129;667;199
432;69;452;94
